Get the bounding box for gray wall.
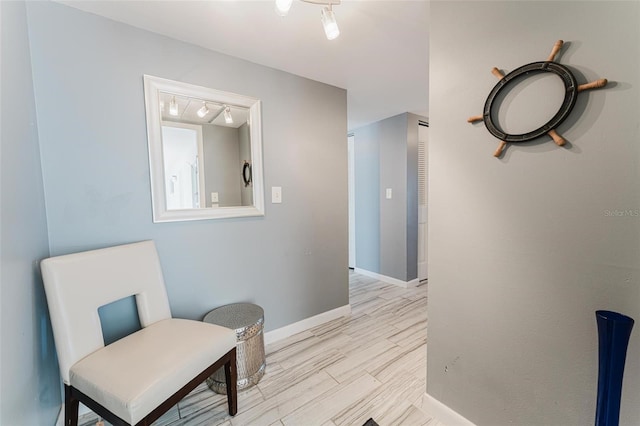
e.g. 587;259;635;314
353;112;422;282
429;2;640;425
24;0;347;340
202;124;242;207
0;1;61;424
0;2;347;420
353;123;381;274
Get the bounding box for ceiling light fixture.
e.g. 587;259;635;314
197;102;210;118
224;107;234;124
169;96;179;116
275;0;293;17
320;4;339;40
275;0;340;40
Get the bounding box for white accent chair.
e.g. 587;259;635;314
41;240;238;426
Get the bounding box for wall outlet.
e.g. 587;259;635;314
211;192;219;203
272;187;282;204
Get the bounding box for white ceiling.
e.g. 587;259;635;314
58;0;429;130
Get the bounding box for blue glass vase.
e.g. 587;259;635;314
595;310;634;426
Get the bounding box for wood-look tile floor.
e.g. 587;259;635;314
79;272;443;426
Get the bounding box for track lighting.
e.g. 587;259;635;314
197;102;210;118
275;0;340;40
320;5;339;41
224;107;233;124
169;96;178;116
275;0;293;17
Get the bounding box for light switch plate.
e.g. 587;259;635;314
272;187;282;204
386;188;392;199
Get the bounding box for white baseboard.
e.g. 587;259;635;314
264;304;351;345
354;268;419;288
406;278;419;288
423;393;476;426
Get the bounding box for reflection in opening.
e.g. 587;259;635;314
159;91;253;209
201;121;253;208
161;124;204;210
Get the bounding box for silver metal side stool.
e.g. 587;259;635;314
204;303;265;393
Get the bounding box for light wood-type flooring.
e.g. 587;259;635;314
79;272;442;426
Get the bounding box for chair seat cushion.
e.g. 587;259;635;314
70;318;236;424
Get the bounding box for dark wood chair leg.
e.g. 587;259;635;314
224;347;238;416
64;385;79;426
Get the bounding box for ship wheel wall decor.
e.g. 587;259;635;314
468;40;608;157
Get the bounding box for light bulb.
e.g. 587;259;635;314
321;6;339;40
169;97;179;116
275;0;293;17
224;107;233;124
197;102;209;118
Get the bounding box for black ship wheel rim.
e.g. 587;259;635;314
483;61;578;143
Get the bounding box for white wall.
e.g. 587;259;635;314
428;1;639;425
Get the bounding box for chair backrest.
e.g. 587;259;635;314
41;240;172;384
